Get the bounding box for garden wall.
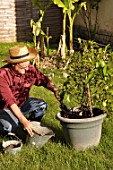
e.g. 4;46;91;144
74;0;113;47
0;0;62;44
0;0;16;42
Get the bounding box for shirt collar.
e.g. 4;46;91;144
10;67;22;77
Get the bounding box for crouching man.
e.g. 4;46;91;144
0;45;60;137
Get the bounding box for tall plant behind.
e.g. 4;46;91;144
53;0;86;55
31;0;52;58
66;0;86;54
79;0;101;40
30;10;44;49
52;0;68;59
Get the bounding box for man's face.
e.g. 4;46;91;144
13;61;30;74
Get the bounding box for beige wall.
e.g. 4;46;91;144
0;0;16;42
98;0;113;32
74;0;113;45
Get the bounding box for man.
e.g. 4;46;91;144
0;45;60;137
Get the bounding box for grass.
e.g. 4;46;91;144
0;42;113;170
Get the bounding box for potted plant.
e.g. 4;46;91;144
56;39;113;151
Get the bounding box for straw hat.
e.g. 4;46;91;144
3;45;37;63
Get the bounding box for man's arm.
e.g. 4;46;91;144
35;68;60;101
45;81;60;101
10;103;34;137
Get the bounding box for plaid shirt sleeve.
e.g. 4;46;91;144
0;68;17;108
34;67;51;87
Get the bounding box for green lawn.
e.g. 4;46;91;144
0;42;113;170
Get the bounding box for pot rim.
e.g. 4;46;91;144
56;109;107;123
2;140;22;148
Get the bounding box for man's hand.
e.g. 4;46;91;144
54;90;60;101
46;82;61;101
23;119;34;137
10;103;34;137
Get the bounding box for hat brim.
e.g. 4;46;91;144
2;47;37;64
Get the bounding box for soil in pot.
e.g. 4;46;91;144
60;103;105;119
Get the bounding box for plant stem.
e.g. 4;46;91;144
86;73;93;116
46;27;50;56
87;82;93;117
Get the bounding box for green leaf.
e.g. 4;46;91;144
107;89;113;95
59;90;65;102
32;0;41;9
103;65;107;76
99;59;105;67
96;62;99;68
67;93;72;102
30;19;35;28
33;36;36;47
86;70;95;84
32;25;36;35
80;2;87;10
40;30;46;36
52;0;68;9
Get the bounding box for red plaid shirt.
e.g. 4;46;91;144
0;64;51;109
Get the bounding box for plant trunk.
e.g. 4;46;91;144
62;12;66;59
87;83;93;116
57;12;66;59
69;20;74;55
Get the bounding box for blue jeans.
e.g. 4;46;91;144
0;97;47;134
